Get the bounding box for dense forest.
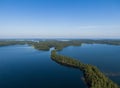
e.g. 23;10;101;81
30;40;82;50
0;39;120;51
0;41;26;46
51;50;120;88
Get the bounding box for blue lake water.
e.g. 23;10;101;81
0;44;120;88
0;45;84;88
58;44;120;85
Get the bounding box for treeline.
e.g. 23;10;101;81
30;40;82;51
0;39;120;51
51;50;120;88
77;39;120;45
0;40;82;50
0;41;26;46
30;39;120;51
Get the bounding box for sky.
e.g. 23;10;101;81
0;0;120;39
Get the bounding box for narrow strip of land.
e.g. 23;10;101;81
51;50;120;88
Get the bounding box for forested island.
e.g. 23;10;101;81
0;39;120;88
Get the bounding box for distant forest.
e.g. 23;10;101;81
0;39;120;50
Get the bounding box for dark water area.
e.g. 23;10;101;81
58;44;120;85
0;45;85;88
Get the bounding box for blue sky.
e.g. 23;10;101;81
0;0;120;39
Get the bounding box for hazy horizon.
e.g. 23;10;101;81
0;0;120;39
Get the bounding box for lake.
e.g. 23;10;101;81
0;45;85;88
0;44;120;88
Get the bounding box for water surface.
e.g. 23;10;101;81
0;44;120;88
0;45;85;88
59;44;120;85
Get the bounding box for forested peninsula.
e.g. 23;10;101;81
51;50;120;88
